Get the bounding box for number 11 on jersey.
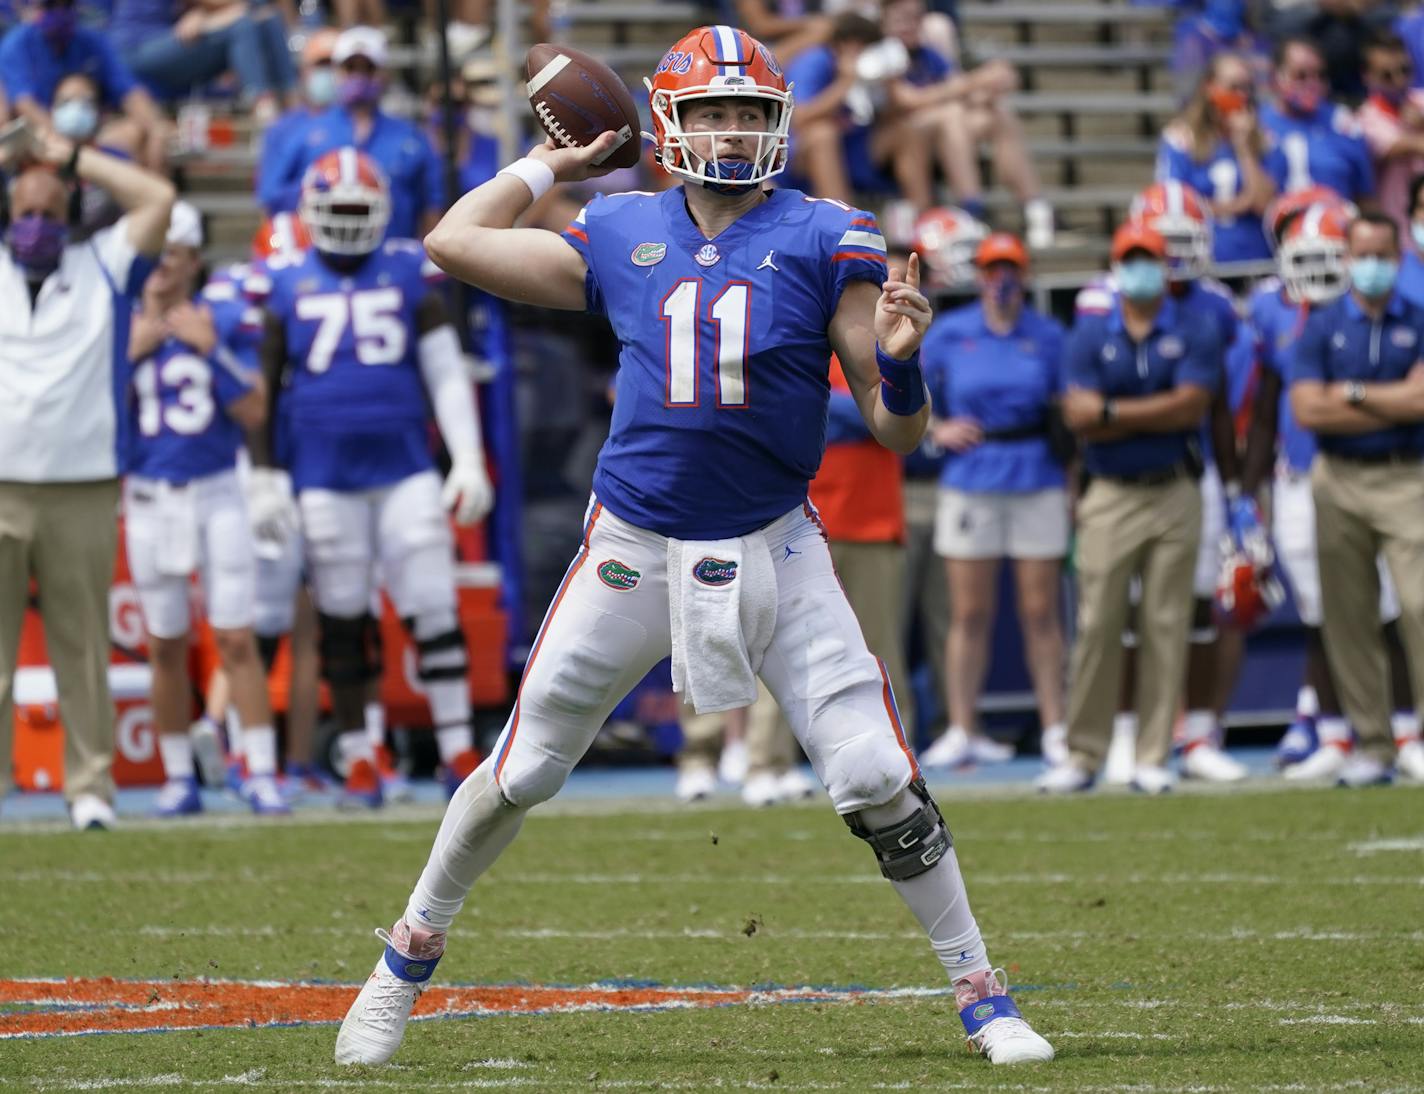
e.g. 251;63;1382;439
661;279;751;409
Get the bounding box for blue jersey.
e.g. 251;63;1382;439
1260;101;1375;204
248;239;444;492
125;307;255;483
1248;279;1315;474
561;187;888;539
202;262;265;368
0;24;137;109
1155;128;1279;263
1398;249;1424;309
922;300;1066;494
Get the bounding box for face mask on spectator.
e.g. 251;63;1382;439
984;268;1023;309
1278;77;1324;116
306;67;338;107
339;74;383;108
7;214;69;278
1411;224;1424;254
1113;258;1166;301
1349;256;1398;297
37;5;77;50
52;98;98;141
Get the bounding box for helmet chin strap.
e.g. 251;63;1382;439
318;249;375;271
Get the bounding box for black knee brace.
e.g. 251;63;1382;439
317;613;379;687
256;633;282;673
844;777;953;882
405;616;469;683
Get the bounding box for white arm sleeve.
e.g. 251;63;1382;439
418;323;483;459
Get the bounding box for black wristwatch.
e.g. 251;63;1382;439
58;143;82;182
1344;381;1366;407
1100;398;1117;425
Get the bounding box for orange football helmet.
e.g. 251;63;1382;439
251;211;312;261
645;25;792;190
298;147;391;256
912;206;988;289
1128;180;1212;282
1278;203;1350;304
1264;184;1356;250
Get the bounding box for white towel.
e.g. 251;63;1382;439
668;531;778;715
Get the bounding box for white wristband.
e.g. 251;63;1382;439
498;157;556;202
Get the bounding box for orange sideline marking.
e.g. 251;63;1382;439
0;977;900;1039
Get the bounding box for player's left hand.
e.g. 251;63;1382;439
875;252;932;361
167;302;217;356
442;456;494;526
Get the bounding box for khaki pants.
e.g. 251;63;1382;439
678;538;912;775
0;480;119;804
903;478;949;721
1312;454;1424;762
1066;476;1200;771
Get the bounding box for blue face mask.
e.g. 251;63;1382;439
305;66;337;107
1115;258;1166;301
1350;256;1399;298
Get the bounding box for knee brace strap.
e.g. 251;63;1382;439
845;777;953;882
318;613;379;686
256;633;282;673
407;617;469;683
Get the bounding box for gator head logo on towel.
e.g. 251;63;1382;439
693;557;738;587
597;559;641;591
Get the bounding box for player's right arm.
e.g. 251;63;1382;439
423;132;620;311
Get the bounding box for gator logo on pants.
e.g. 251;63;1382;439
597;559;641;591
693;557;738;586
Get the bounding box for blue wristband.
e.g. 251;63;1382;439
876;344;926;416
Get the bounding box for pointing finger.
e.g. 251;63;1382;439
906;251;921;291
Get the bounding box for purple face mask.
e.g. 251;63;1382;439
338;74;382;108
7;214;69;277
37;6;77;50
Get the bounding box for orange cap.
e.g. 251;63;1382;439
1111;221;1167;263
302;27;340;66
975;232;1029;269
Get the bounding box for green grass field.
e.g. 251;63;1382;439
3;783;1423;1091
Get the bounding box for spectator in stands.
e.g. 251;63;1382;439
0;126;175;831
1398;169;1424;300
1260;0;1398;102
919;234;1068;768
1261;36;1375;203
731;0;833;69
1039;222;1219;795
1170;0;1271;101
256;27;337;215
0;0;168;169
1290;210;1424;786
1398;1;1424;87
1159;51;1281;264
258;25;444;239
1357;31;1424;232
111;1;295;123
50;72;138;231
423;72;497;197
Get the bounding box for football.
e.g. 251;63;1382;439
525;43;643;170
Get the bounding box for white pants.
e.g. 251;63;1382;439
124;469;256;639
489;499;918;814
254;527;304;637
1273;469;1399;626
298;470;456;621
1193;463;1225;599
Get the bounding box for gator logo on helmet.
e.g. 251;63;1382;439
598;560;642;591
693;557;738;586
973;1003;996;1021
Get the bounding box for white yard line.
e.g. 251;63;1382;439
1348;837;1424;855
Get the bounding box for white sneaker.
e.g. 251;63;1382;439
969;734;1016;764
69;793;116;830
335;921;444;1066
674;766;717;804
742;771;783;807
717;739;749;786
241;774;291;815
1181;743;1248;783
920;726;971;768
1034;762;1093;794
777;768;817;801
1397;739;1424;782
1284;742;1349;782
1040;724;1068;768
1025;200;1056;251
1336;754;1393;788
188;718;228;789
1130;765;1176;795
956;968;1054;1064
1104;720;1136;785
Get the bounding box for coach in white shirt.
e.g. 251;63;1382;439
0;129;174;829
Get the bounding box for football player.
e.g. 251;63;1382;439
336;26;1053;1069
247;149;493;809
122;201;288;816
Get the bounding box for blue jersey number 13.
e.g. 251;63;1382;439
661;280;751;409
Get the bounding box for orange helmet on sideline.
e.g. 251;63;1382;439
912;206;988;289
1278;203;1351;304
298;147;391;255
1128;180;1212;282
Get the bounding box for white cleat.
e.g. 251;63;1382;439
1284;742;1349;782
1181;743;1248;783
674;766;717;804
1396;740;1424;782
1130;764;1177;795
69;793;116;830
777;768;817;801
969;733;1016;764
188;718;228;789
717;738;749;786
1336;754;1393;788
956;968;1054;1065
335;921;444;1066
741;771;783;807
920;726;971;768
1103;721;1136;785
1034;762;1094;794
1040;724;1069;768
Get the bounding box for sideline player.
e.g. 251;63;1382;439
247;149;493;808
336;26;1054;1068
122;202;288;816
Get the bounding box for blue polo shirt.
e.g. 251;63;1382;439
1066;295;1221;478
0;23;137;108
1397;249;1424;309
1291;290;1424;458
1259;100;1374;204
256;107;317;212
922;300;1066;493
257;106;445;239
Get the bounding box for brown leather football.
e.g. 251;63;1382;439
525;43;643;170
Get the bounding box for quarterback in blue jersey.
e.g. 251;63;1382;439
121;202;288;818
335;25;1054;1071
248;147;493;810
